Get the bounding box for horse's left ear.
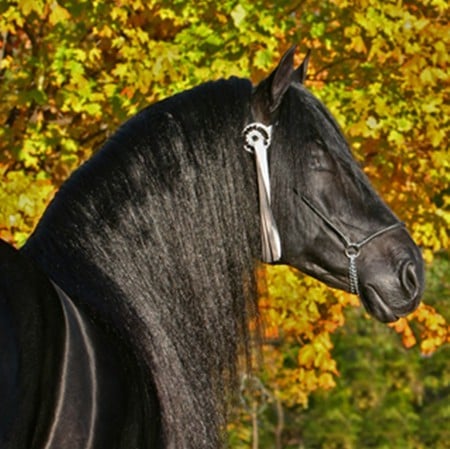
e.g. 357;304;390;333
293;49;311;84
251;46;296;123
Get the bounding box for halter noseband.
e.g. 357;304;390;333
243;121;404;295
300;196;404;295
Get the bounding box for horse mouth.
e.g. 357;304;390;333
360;285;399;323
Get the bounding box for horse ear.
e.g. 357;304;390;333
270;45;297;108
251;46;296;123
293;49;311;84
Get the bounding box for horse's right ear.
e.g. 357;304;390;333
251;46;296;124
293;49;311;84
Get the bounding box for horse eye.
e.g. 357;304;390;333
314;139;324;147
309;143;333;172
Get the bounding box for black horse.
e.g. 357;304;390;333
1;47;424;449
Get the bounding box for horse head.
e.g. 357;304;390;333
247;47;424;322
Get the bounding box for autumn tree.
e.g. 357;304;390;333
1;0;448;446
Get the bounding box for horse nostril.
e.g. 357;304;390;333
401;262;420;299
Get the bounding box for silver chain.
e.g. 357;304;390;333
347;253;360;295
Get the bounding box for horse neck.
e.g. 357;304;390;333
25;80;258;300
23;80;260;448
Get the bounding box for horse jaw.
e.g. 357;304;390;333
282;228;425;323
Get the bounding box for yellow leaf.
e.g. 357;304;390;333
17;0;44;15
298;344;315;369
420;67;434;84
318;372;336;390
48;3;71;25
351;35;367;53
231;4;247;28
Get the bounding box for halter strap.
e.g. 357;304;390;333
301;195;404;294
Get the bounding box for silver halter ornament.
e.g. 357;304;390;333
243;122;404;295
243;122;282;263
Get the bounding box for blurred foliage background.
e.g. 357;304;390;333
0;0;448;447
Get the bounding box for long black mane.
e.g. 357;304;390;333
23;77;261;447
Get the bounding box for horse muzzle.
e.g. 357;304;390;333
358;245;425;323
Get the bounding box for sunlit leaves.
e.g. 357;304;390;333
0;165;54;246
391;303;450;355
256;265;350;407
